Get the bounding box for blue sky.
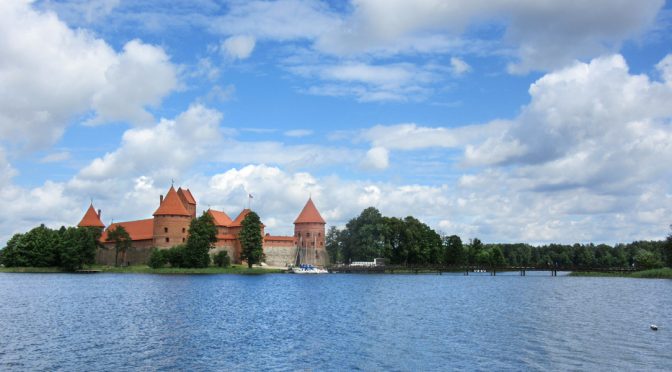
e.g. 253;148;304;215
1;0;672;245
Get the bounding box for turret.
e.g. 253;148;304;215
78;203;105;229
293;198;327;266
152;186;192;248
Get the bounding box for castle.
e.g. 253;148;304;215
77;185;328;267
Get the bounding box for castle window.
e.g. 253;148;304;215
306;232;311;237
318;232;321;237
182;228;186;233
165;237;170;243
164;227;168;233
182;238;185;243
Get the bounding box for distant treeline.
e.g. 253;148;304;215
326;207;672;269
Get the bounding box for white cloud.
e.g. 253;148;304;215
0;0;178;150
75;104;223;184
284;129;313;137
657;53;672;84
221;35;256;60
361;146;389;170
450;57;471;75
88;39;178;126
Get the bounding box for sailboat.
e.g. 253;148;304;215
290;234;328;274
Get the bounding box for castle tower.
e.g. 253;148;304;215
78;203;105;230
177;187;197;218
294;198;327;266
152;186;192;248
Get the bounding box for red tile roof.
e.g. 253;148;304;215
177;187;197;205
229;209;266;227
208;209;233;227
78;204;105;228
101;219;154;242
294;198;325;224
154;186;191;216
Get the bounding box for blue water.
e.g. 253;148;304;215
0;273;670;371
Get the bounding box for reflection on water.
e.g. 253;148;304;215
0;273;670;370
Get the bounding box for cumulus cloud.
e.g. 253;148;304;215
0;0;178;149
221;35;256;60
75;104;222;185
361;147;389;170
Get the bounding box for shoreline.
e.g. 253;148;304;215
568;268;672;279
0;265;286;275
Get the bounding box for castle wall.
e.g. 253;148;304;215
97;240;154;266
213;240;239;264
263;238;297;267
153;215;191;248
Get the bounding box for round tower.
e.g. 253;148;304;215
293;198;327;266
152;186;192;248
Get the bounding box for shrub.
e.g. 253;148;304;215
148;248;167;269
213;250;231;267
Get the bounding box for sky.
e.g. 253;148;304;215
1;0;672;246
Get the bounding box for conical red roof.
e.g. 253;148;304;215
294;198;325;224
153;186;191;216
78;204;105;228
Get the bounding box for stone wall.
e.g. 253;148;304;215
153;215;191;248
97;240;154;266
263;240;297;267
213;240;239;264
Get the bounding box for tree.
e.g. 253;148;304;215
665;225;672;268
59;227;100;271
239;211;263;268
325;226;343;264
490;246;506;267
148;248;168;269
634;249;663;270
443;235;464;266
106;225;132;267
468;238;484;265
184;212;218;268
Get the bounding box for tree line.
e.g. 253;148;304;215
326;207;672;269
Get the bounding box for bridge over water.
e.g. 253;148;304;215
327;264;638;276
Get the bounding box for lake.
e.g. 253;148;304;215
0;272;670;371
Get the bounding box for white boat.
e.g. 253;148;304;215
291;264;328;274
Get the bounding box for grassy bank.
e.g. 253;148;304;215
569;268;672;279
0;264;286;275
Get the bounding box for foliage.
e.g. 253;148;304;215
58;226;100;271
106;225;132;267
443;235;465;265
183;212;218;268
634;249;663;269
213;250;231;268
148;248;168;269
665;225;672;268
325;226;343;264
239;211;263;268
0;225;98;271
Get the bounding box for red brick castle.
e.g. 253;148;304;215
77;185;328;267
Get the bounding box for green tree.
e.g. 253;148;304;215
0;225;59;267
491;246;506;267
443;235;464;265
184;212;218;268
341;207;387;263
665;225;672;268
239;211;263;268
325;226;343;264
468;238;484;265
58;227;100;271
106;225;132;267
634;249;663;269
